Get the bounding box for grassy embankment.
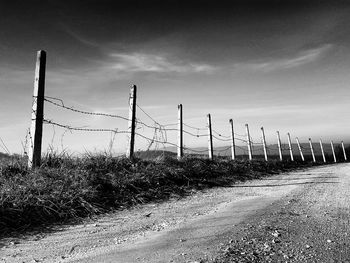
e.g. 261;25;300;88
0;151;323;237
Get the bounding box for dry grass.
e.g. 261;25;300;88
0;152;320;237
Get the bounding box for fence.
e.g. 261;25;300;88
28;50;348;167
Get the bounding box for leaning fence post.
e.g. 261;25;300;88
309;138;316;163
261;127;268;161
245;124;252;160
126;85;137;159
177;104;183;160
207;114;213;160
319;139;326;163
28;50;46;168
341;141;347;161
229;119;236;160
296;137;304;161
287;132;294;161
331;141;337;163
277;131;283;161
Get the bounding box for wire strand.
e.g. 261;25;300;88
183;123;207;131
212;129;230;139
45;98;131;121
43;119;124;133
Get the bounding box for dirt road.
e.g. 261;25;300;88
212;163;350;262
1;164;349;262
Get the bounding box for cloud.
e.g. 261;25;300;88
235;44;333;72
107;52;216;74
60;24;100;48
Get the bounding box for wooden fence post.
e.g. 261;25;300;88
277;131;283;161
28;50;46;168
261;127;268;161
331;141;337;163
126;85;137;159
309;138;316;163
207;114;213;160
229;119;236;160
245;124;252;160
341;141;347;161
319;139;326;163
287;133;294;161
177;104;183;160
296;137;304;161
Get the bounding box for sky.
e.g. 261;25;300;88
0;0;350;155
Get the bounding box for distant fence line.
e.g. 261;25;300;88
28;50;348;168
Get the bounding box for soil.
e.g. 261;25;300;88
0;163;349;263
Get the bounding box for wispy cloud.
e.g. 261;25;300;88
107;52;216;74
235;44;333;72
60;24;100;48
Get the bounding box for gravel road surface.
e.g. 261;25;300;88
0;163;348;263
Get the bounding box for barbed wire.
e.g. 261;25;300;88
134;118;158;130
182;130;207;137
234;132;247;138
234;137;248;143
45;97;173;151
136;104;161;126
212;129;231;139
45;98;131;121
43;96;261;147
42;95;318;159
46;97;169;134
183;123;207;131
212;134;232;142
44;96;65;104
163;123;178;127
135;104;173;151
42;99;161;149
135;132;178;148
43;119;123;133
